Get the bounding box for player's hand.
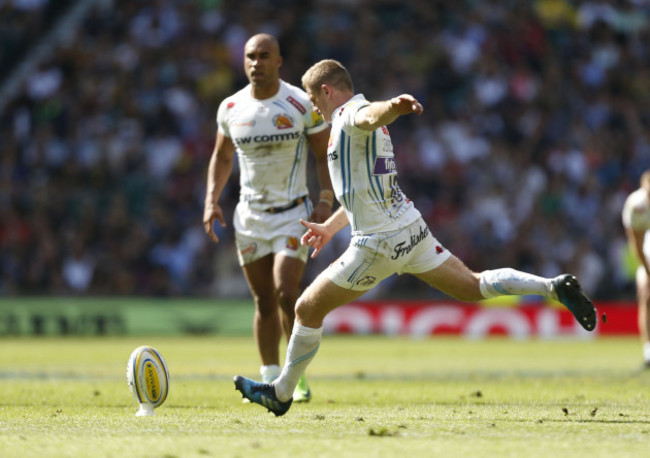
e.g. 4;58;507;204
203;201;226;243
300;218;333;258
309;201;332;224
390;94;423;116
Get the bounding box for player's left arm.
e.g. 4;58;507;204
307;127;334;223
300;207;349;258
354;94;423;132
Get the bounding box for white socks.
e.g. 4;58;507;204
273;322;323;402
479;268;554;299
260;364;281;383
644;342;650;363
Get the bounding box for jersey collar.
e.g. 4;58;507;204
332;93;366;121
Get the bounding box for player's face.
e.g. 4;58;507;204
244;38;281;88
307;87;332;123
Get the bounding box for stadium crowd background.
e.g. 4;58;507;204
0;0;648;300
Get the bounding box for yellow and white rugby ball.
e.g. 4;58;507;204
126;345;169;416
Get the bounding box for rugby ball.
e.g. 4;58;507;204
126;345;170;416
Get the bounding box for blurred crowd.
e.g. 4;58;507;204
1;0;648;300
0;0;75;83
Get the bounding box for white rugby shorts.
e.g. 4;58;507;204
233;200;311;266
326;217;451;291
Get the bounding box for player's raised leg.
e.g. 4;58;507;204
416;254;596;330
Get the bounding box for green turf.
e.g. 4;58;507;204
1;336;649;457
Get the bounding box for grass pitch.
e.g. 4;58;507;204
1;335;649;458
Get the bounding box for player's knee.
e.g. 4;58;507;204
295;298;326;328
294;296;312;322
275;284;299;309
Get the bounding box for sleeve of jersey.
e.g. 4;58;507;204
215;100;231;138
346;101;372;133
304;107;328;135
622;206;630;228
622;197;644;230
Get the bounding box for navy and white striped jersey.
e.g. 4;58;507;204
327;94;421;235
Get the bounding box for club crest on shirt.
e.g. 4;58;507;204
286;236;299;250
274;114;294;129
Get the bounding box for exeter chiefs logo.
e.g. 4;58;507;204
274;114;294;130
286;236;299;250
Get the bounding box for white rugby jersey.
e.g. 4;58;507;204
623;187;650;258
623;188;650;232
327;94;421;234
217;80;327;210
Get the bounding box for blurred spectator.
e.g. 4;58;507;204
62;238;95;293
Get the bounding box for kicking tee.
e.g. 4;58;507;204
327;94;421;234
217;80;327;211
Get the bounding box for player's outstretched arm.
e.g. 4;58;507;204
354;94;423;131
300;207;349;258
203;132;235;243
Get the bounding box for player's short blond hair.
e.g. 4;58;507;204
302;59;353;94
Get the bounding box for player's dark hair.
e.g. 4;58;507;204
245;33;281;57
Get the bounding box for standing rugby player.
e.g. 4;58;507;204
622;170;650;367
204;35;333;402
